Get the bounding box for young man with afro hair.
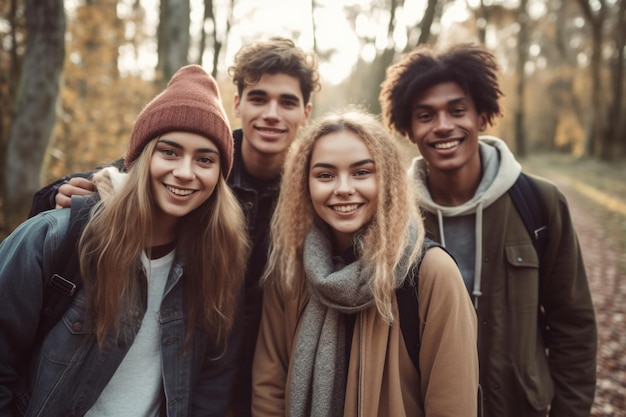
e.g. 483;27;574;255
379;43;597;417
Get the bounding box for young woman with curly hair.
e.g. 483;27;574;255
252;107;478;417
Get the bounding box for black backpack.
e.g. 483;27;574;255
397;172;549;371
395;238;443;372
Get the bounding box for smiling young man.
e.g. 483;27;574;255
379;43;597;417
225;37;318;417
28;37;320;417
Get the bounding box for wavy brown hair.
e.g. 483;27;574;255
228;36;321;105
78;139;249;347
264;107;424;322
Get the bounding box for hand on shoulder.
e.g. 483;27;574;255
55;177;96;209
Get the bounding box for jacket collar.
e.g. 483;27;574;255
227;128;281;194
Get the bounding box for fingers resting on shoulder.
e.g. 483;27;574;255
54;177;96;209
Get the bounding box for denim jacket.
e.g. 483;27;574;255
0;208;241;417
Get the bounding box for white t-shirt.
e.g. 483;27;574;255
85;249;174;417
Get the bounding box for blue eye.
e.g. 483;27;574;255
160;148;177;158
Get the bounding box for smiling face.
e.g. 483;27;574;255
409;81;487;177
234;73;312;162
150;131;221;225
308;130;378;253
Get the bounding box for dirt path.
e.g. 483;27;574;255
540;173;626;417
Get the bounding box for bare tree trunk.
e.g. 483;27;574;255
417;0;438;45
514;0;529;158
587;22;603;157
157;0;190;84
605;0;626;159
3;0;65;231
576;0;606;159
197;0;209;66
404;0;440;52
0;0;23;225
365;0;400;114
197;0;233;78
476;0;489;44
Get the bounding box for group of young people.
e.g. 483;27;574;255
0;36;597;417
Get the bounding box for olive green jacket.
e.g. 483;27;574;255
415;137;597;417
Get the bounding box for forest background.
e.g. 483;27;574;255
0;0;625;237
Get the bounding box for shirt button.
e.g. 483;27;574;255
481;320;488;326
493;383;500;390
517;257;523;262
72;321;83;331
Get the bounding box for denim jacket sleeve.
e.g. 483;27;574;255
0;209;70;416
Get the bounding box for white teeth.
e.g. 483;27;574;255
166;185;194;196
333;204;358;213
433;140;461;149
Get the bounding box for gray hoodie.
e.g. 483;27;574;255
409;136;521;306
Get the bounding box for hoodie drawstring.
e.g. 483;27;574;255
472;202;484;309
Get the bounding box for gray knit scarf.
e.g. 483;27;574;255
289;221;416;417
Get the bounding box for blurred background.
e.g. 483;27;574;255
0;0;625;233
1;1;626;414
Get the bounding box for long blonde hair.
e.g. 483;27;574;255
265;107;424;322
79;139;249;346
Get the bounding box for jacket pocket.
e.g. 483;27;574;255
505;243;539;312
39;291;96;365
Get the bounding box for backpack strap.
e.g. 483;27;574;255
39;195;97;338
396;238;444;372
397;242;483;416
508;172;549;260
509;173;552;355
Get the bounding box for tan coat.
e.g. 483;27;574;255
251;247;479;417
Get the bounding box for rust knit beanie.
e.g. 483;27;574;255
125;64;233;177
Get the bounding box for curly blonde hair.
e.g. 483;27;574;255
265;107;424;322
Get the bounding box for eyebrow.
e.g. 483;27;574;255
246;89;301;104
157;138;220;155
414;97;468;110
311;159;375;169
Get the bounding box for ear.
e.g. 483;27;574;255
233;94;241;118
301;102;313;126
406;130;418;145
478;113;488;131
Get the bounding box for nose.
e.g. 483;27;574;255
262;101;279;120
334;175;355;196
172;158;194;180
433;113;453;136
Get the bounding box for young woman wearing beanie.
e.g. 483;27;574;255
252;108;479;417
0;65;249;417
